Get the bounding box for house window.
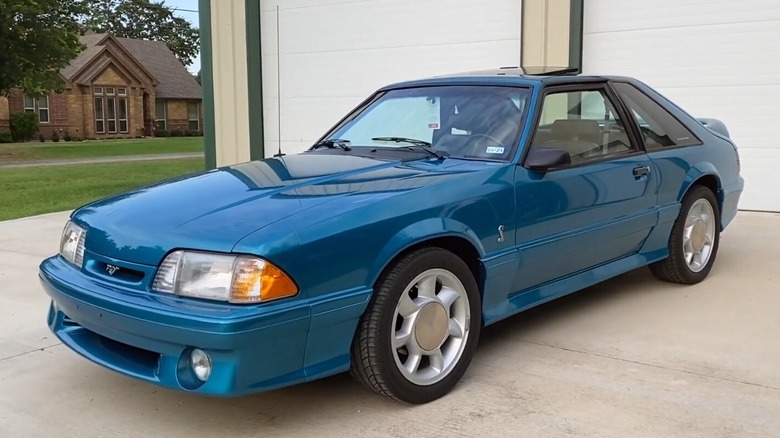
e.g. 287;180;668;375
94;87;128;134
118;96;128;133
107;95;116;132
24;95;50;123
94;97;104;133
187;102;199;131
155;100;167;131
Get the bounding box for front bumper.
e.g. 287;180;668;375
40;256;311;396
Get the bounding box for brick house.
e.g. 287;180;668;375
0;33;202;139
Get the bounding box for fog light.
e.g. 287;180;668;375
190;348;212;382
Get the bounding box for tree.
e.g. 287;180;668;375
0;0;85;95
194;69;201;85
82;0;199;67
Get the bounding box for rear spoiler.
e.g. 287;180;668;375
698;118;730;138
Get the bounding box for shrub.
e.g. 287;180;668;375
10;112;39;142
63;131;72;142
156;129;169;137
39;134;46;143
51;131;60;142
170;129;183;137
0;131;12;143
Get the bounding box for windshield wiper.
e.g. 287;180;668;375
372;136;431;146
312;139;351;151
370;137;446;159
399;145;448;159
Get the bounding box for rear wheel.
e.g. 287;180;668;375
350;247;481;404
650;185;720;284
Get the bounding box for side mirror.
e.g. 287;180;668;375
525;147;571;171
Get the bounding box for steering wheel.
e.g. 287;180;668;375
462;134;506;157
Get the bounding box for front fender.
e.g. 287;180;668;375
367;218;485;286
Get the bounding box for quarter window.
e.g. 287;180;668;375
531;88;634;165
612;82;700;149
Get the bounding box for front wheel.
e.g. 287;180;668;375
350;247;481;404
650;185;720;284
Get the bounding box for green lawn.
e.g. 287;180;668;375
0;158;205;221
0;137;204;163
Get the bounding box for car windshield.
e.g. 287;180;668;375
324;85;531;161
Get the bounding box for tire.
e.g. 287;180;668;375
650;185;720;284
350;247;481;404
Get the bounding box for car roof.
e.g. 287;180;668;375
379;67;630;90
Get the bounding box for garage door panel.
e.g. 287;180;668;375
272;39;520;99
262;96;361;153
262;34;521;157
584;23;780;77
259;0;522;165
737;148;780;211
260;0;521;55
585;0;780;34
585;0;780;210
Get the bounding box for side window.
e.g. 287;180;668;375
532;88;634;165
612;82;701;149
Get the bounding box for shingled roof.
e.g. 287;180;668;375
62;33;202;99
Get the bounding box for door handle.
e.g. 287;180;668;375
633;165;651;178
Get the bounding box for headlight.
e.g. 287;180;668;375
151;250;298;304
59;221;86;267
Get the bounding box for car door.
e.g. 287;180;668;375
510;83;659;292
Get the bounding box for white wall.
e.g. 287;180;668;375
582;0;780;211
259;0;522;156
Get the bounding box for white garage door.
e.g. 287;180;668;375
259;0;521;156
582;0;780;211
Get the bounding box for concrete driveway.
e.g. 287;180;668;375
1;211;778;437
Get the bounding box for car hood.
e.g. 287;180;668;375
73;153;481;266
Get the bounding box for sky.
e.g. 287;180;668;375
164;0;201;73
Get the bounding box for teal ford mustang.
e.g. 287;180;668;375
40;68;744;404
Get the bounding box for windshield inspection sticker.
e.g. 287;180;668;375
427;97;440;129
486;146;505;154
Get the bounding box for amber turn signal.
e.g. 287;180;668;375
230;257;298;303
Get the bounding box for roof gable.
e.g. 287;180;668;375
61;34;201;99
76;56;144;87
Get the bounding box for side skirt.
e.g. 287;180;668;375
483;249;667;326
